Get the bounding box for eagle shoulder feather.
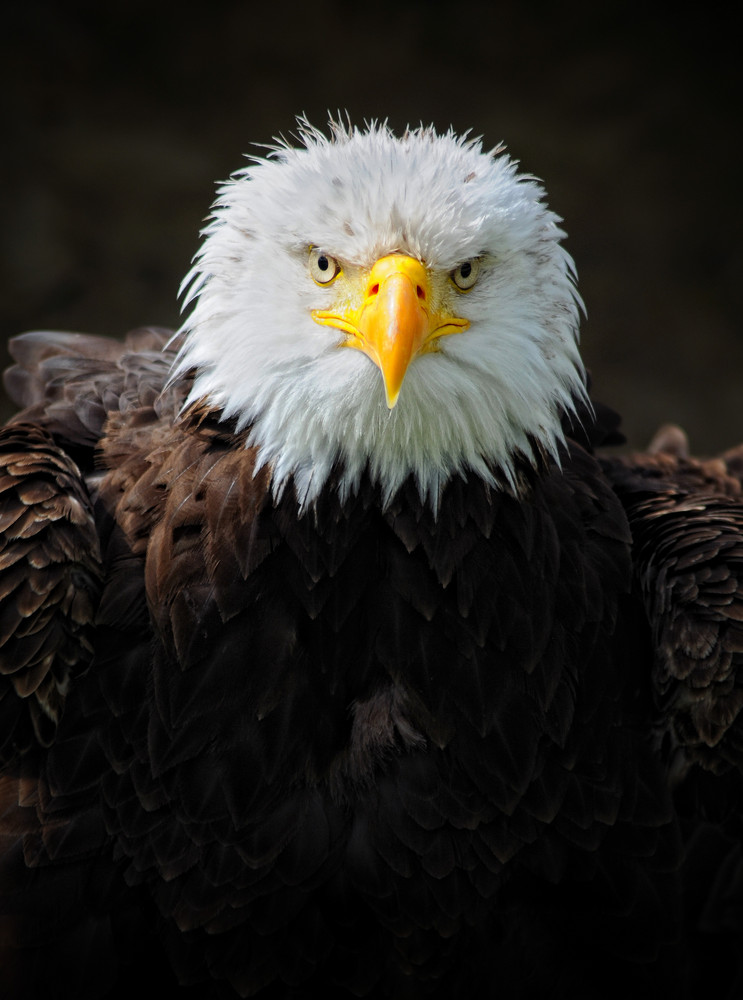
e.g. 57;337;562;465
601;440;743;782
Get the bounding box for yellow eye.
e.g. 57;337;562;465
451;258;480;291
309;247;342;285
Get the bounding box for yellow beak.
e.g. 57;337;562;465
312;254;469;408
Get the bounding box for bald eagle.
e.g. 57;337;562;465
1;119;743;999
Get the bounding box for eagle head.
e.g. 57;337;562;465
174;118;586;510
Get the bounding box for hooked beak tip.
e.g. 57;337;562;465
385;388;400;410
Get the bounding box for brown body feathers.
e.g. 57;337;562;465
1;328;742;998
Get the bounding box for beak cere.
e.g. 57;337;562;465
354;256;430;408
312;254;470;409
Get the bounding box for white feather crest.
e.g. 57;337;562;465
173;117;587;512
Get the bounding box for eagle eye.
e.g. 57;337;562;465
451;258;480;291
309;247;342;285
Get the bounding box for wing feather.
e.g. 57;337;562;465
601;441;743;779
0;424;101;763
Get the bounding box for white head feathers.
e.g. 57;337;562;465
174;118;586;511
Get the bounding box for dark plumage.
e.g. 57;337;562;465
1;122;742;999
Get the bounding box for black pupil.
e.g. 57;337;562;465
318;255;329;271
460;262;471;279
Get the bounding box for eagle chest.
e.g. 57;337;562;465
94;438;623;852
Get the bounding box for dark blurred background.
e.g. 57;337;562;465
2;0;741;452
